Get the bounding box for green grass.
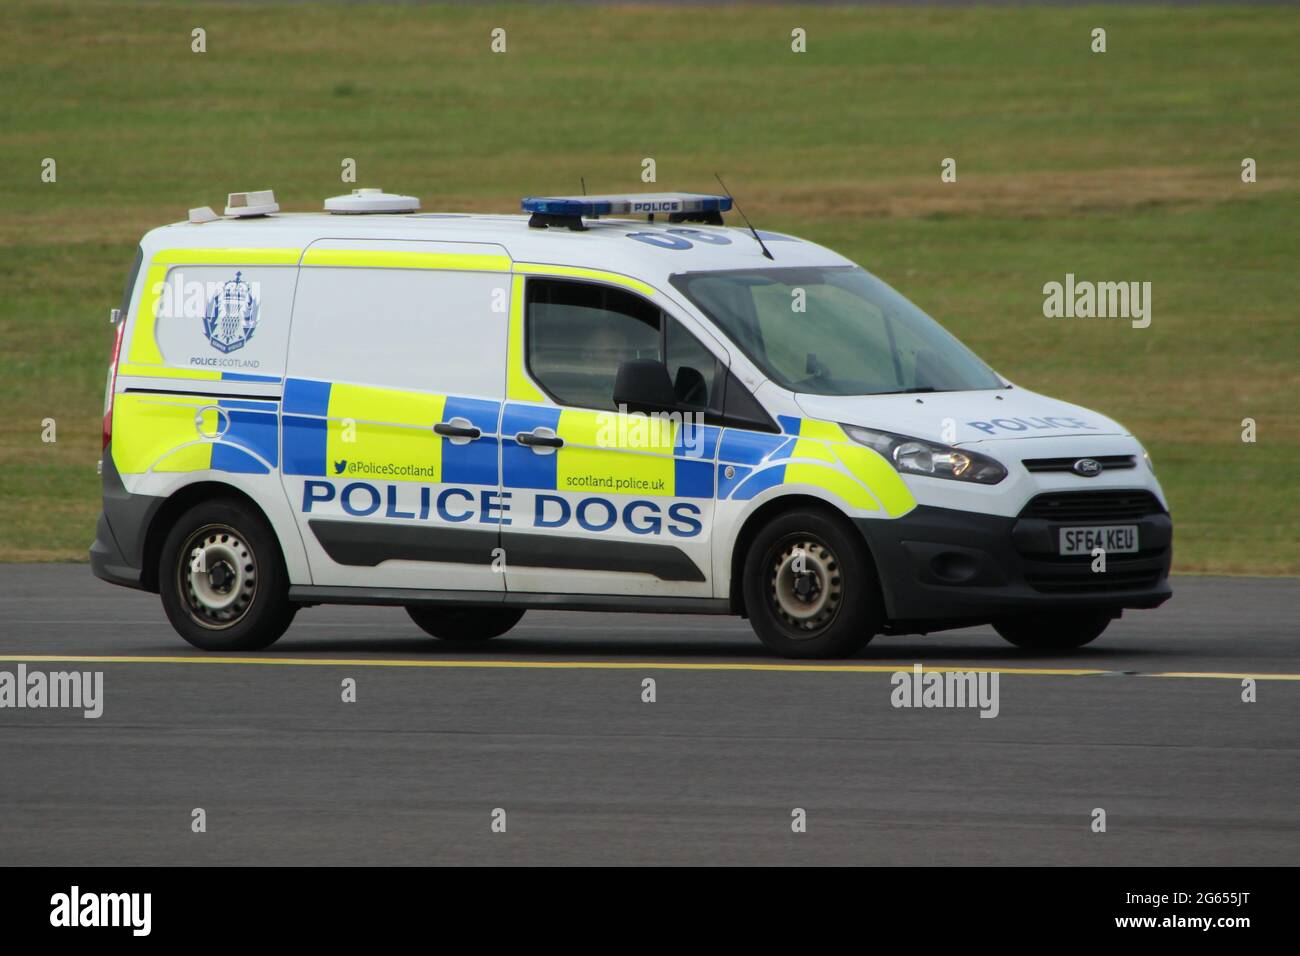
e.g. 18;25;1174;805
0;1;1296;572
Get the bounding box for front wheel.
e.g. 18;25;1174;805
993;612;1112;650
741;508;882;659
406;606;525;642
158;499;296;651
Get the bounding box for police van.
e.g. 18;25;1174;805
91;188;1172;658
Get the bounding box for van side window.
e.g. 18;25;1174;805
526;279;661;410
666;316;721;411
525;277;733;419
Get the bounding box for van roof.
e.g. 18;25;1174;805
140;211;854;289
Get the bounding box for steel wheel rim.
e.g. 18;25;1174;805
767;536;843;637
179;524;257;630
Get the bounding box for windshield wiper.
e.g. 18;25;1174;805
873;386;941;395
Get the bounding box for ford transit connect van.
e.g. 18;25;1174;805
91;189;1172;658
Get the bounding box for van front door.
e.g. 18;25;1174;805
499;274;723;600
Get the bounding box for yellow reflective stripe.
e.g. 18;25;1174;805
153;441;215;473
325;384;445;483
514;262;658;299
111;393;213;474
784;462;879;511
790;437;836;464
118;363;221;381
152;248;302;266
555;409;677;496
556;408;676;453
557;446;676;497
126;248;302;365
507;275;546;402
326;383;441;427
126;264;169;365
830;444;916;517
784;418;916;517
798;419;847;443
301;249;511;272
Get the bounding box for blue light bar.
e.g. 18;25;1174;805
521;192;733;219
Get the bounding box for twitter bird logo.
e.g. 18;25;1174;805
333;460;347;475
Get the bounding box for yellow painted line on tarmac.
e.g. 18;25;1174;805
0;655;1296;681
1150;670;1300;681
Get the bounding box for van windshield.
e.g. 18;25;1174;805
669;266;1004;396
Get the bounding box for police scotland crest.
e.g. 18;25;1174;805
203;271;259;353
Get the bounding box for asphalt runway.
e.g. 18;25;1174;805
0;564;1296;865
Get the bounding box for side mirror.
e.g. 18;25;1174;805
613;359;678;414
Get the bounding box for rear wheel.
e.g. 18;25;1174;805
159;499;296;651
993;612;1112;650
741;508;882;659
406;606;525;642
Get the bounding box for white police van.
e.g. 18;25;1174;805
91;188;1172;658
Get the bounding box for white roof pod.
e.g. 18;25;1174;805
224;189;280;217
324;188;420;214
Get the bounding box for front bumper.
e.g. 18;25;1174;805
855;500;1172;630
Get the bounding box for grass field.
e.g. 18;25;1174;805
0;2;1296;572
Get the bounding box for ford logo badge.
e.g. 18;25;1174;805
1072;458;1103;477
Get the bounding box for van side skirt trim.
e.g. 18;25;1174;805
500;530;706;582
287;585;730;615
309;519;497;567
308;520;707;582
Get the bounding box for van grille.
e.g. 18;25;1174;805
1019;490;1164;522
1022;455;1136;474
1024;565;1165;594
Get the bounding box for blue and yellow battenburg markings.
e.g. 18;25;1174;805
716;415;916;517
112;393;278;475
116;370;914;517
282;380;719;499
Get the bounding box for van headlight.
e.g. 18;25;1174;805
843;425;1007;485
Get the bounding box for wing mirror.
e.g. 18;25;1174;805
613;359;678;414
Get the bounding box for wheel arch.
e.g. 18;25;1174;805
139;481;283;592
726;493;880;616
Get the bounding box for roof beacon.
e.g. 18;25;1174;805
522;192;732;231
325;188;421;214
224;190;280;217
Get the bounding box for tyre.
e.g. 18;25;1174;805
993;612;1112;650
406;606;525;642
741;508;882;659
158;498;296;651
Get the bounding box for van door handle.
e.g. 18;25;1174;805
516;429;564;449
434;421;482;439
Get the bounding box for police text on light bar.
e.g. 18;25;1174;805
521;193;733;218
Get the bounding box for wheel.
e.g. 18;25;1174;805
741;508;882;659
406;606;525;642
993;612;1112;650
158;498;296;651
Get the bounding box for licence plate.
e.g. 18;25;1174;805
1058;525;1139;555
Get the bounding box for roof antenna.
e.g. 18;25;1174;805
580;177;587;196
715;173;773;260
